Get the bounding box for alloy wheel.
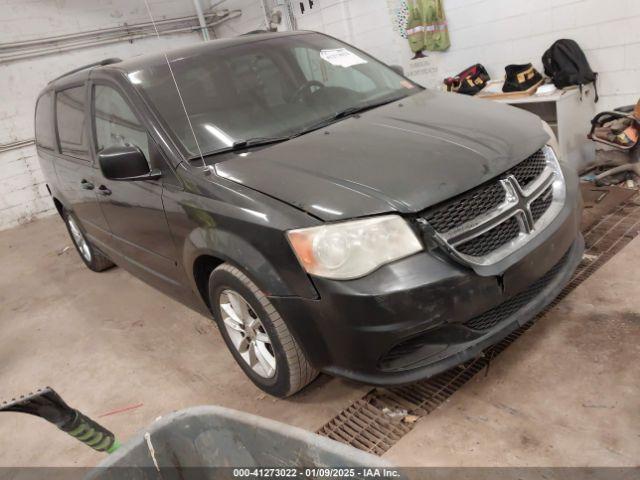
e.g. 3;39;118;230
67;216;92;263
219;289;277;379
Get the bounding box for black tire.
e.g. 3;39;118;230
209;264;318;397
63;210;115;272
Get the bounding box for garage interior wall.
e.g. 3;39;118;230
284;0;640;110
0;0;205;231
2;0;640;232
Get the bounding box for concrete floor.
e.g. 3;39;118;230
0;215;638;467
385;235;640;466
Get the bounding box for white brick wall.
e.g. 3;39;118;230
2;0;638;230
282;0;640;111
0;145;50;228
211;0;269;37
0;0;202;231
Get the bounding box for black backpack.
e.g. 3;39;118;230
542;39;598;102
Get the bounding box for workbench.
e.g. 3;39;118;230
488;86;597;172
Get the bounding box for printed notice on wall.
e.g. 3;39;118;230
320;48;367;68
404;55;442;89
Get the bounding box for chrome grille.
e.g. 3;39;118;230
456;216;521;257
508;149;547;188
531;185;554;222
421;147;565;265
423;183;505;233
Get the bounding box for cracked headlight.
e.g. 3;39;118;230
287;215;423;280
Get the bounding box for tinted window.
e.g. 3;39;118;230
293;47;377;93
227;53;289;108
56;86;90;160
93;85;149;161
35;92;56;151
134;33;419;157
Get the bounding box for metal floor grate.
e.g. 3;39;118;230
317;194;640;456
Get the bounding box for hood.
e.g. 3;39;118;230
215;89;548;221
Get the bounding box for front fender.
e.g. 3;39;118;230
162;170;321;305
183;226;307;299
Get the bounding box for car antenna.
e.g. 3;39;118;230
142;0;207;169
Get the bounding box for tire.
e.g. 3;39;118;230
63;210;115;272
209;264;318;397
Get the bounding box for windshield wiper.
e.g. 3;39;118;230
192;136;291;161
292;95;408;138
337;94;409;118
190;94;409;162
231;136;291;150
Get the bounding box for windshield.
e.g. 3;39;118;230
131;32;420;158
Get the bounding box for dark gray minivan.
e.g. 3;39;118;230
35;32;583;397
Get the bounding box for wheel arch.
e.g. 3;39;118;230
183;223;316;304
190;248;293;313
192;254;225;311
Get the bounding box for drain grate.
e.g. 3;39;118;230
317;194;640;455
318;398;413;456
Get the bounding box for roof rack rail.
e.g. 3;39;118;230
242;29;271;35
48;58;122;84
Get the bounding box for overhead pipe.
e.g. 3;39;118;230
274;0;297;31
0;27;199;63
0;13;224;51
259;0;271;30
193;0;211;41
0;11;241;64
0;139;35;154
0;9;244;153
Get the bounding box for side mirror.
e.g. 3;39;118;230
390;65;404;76
98;145;162;181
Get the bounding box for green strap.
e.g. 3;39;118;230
106;439;121;454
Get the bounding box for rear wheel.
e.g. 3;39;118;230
63;211;114;272
209;264;318;397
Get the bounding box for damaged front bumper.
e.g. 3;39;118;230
269;178;583;386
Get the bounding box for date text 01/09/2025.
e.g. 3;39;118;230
232;468;402;478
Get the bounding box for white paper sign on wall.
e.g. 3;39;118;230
404;56;442;89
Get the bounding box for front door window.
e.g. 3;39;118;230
93;85;150;162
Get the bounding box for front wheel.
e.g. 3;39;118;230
63;211;114;272
209;264;318;397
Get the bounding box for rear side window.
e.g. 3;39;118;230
56;86;90;160
35;92;56;151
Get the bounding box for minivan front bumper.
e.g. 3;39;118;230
270;185;583;386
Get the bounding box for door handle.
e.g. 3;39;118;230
80;180;94;190
97;185;112;196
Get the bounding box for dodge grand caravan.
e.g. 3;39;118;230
35;32;583;397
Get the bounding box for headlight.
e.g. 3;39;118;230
287;215;423;280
